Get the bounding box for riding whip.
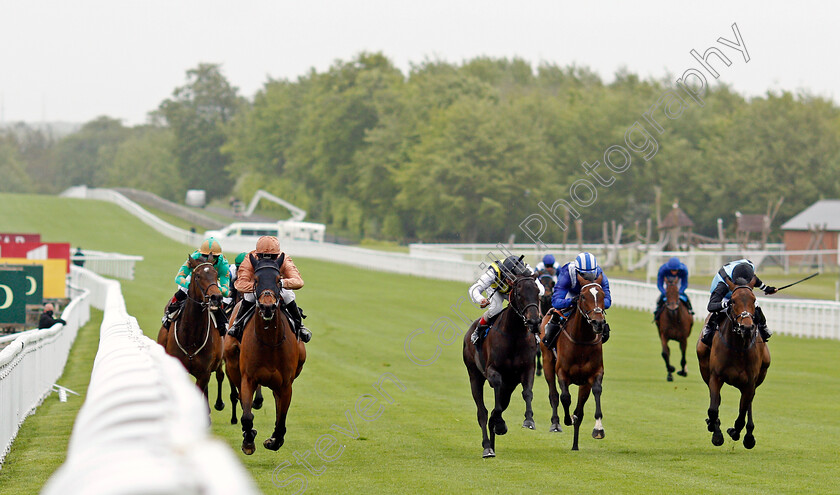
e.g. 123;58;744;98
775;272;819;292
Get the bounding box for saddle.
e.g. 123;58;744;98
229;303;299;342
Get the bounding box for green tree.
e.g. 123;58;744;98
52;116;129;189
106;127;184;201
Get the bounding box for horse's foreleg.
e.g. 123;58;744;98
265;385;292;451
214;364;225;411
660;332;674;381
239;376;258;455
591;374;605;440
195;373;211;410
488;370;512;439
743;404;756;449
728;386;755;444
521;367;536;430
535;351;542;377
467;368;493;458
706;374;724;447
677;338;688;377
696;339;711;385
544;355;561;432
558;375;573;427
571;382;592;451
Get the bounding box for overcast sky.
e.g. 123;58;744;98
0;1;836;125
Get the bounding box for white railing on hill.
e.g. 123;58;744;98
63;187;840;340
71;249;143;280
0;284;91;468
42;267;256;494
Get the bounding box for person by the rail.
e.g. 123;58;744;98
161;237;230;334
542;252;613;347
227;236;311;343
698;259;776;349
38;303;67;329
653;256;694;323
468;255;544;346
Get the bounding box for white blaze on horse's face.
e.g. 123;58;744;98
589;286;599;306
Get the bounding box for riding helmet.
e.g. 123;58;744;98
666;257;681;271
199;237;223;256
256;236;281;254
542;254;556;267
731;263;755;285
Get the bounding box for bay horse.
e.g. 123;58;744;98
656;276;692;381
535;273;556;377
224;253;306;455
539;273;606;450
462;276;542;458
697;280;770;448
156;258;225;411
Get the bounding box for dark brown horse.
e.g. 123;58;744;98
697;280;770;448
463;276;542;458
224;253;306;454
656;276;693;381
156;258;225;411
539;273;607;450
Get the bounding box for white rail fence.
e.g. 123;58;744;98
0;283;91;468
65;187;840;340
71;249;143;280
41;267;256;494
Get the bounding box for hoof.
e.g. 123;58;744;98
482;447;496;458
242;442;256;455
744;434;755;449
667;374;674;382
705;418;719;433
564;416;573;427
253;397;264;410
214;401;225;411
676;370;687;377
711;431;724;446
549;423;562;433
592;428;605;439
572;414;580;426
536;368;542;377
494;421;508;436
264;437;284;451
667;365;675;373
231;417;238;425
727;427;740;441
522;419;536;430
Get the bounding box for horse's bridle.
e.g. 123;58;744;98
174;262;221;360
507;276;540;326
664;276;681;310
186;262;222;308
576;282;606;327
727;285;756;336
253;261;282;315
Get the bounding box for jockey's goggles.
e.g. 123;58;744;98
258;253;279;260
199;254;219;263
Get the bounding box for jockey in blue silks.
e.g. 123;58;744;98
653;257;694;322
542;252;612;347
698;259;777;348
534;253;559;284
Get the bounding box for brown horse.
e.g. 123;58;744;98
656;276;693;381
697;280;770;448
156;258;225;411
535;273;556;377
539;273;606;450
463;276;542;458
224;253;306;455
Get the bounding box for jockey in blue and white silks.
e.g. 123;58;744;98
653;257;693;321
699;259;777;347
543;252;613;346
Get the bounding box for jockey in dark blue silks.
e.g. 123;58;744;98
534;253;559;284
698;259;777;348
653;257;694;322
542;252;613;347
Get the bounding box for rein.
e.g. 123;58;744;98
722;285;758;351
251;261;287;348
560;282;606;346
173;262;220;360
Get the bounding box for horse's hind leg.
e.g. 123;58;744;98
676;338;688;377
706;374;724;447
214;364;225;411
253;386;264;410
535;352;542;377
544;359;562;432
265;384;292;451
467;367;493;458
571;382;592;451
660;333;674;381
591;374;605;440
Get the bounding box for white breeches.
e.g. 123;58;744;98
245;289;295;304
482;290;506;320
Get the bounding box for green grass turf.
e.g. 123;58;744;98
1;193;839;494
0;310;102;492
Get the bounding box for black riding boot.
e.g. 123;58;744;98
755;306;771;342
161;289;187;330
286;300;311;343
700;311;726;346
213;307;228;336
471;322;490;346
542;312;564;347
601;322;611;343
228;298;255;342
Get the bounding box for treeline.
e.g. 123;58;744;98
3;55;840;243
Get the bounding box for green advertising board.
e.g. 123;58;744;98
20;265;43;305
0;268;27;325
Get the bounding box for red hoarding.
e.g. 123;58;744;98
0;233;41;244
0;242;71;272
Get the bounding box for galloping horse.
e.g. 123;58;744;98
156;258;225;411
697;280;770;448
656;276;693;381
224;253;306;454
463;276;542;458
539;273;607;450
535;274;556;377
